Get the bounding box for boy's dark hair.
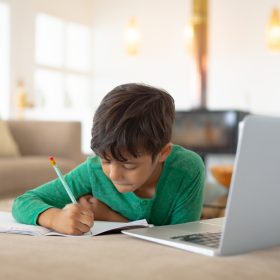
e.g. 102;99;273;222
91;83;175;161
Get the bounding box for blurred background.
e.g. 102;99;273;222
1;0;280;211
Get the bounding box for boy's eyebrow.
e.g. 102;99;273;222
100;158;140;164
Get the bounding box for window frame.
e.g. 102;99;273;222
34;12;93;111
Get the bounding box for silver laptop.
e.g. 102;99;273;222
122;115;280;256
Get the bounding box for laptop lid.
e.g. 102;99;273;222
219;115;280;255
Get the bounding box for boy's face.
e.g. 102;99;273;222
100;144;171;195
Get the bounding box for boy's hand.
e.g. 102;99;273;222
78;195;128;222
38;204;94;235
78;195;112;220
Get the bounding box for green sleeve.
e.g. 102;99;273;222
170;162;205;225
12;160;92;225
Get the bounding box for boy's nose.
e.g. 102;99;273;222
109;164;123;181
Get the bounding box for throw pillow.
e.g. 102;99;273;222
0;120;20;157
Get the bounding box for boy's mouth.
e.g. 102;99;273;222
114;182;132;188
114;182;132;187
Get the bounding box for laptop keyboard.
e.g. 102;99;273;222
170;232;222;248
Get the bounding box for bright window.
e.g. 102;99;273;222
35;14;64;68
66;22;91;72
0;2;10;118
34;13;92;111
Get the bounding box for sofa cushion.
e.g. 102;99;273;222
0;156;77;198
0;120;20;157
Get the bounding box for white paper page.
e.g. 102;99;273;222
0;211;149;237
0;212;51;236
46;219;149;237
90;219;149;236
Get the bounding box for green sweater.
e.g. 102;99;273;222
12;145;205;226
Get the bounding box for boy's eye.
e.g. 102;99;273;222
101;159;137;170
123;164;137;170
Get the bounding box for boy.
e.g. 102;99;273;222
12;83;205;235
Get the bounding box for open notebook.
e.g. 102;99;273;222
0;211;150;237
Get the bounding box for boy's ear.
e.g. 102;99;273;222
158;143;172;162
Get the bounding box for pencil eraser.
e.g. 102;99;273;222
49;156;56;166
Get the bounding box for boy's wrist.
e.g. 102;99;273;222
37;207;61;229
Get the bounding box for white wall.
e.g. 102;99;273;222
91;0;280;115
91;0;196;110
209;0;280;115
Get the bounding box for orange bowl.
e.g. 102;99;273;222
210;165;233;189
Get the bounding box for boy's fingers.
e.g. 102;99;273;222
78;196;88;204
78;194;93;201
63;201;93;217
69;228;84;235
89;197;97;203
64;203;79;211
80;214;94;228
79;197;93;209
81;208;94;218
75;221;91;233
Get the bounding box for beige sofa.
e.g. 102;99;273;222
0;120;86;198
